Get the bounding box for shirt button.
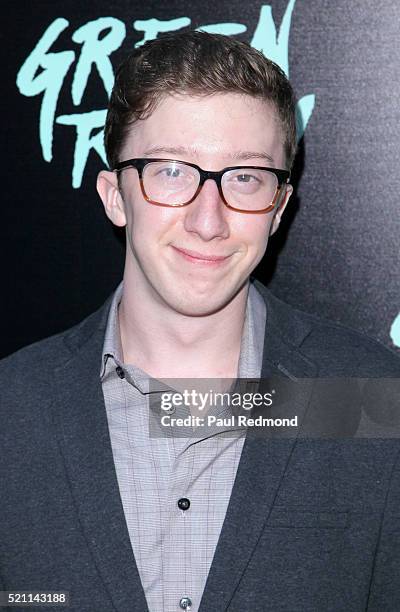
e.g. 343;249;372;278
179;596;192;609
163;405;175;415
177;497;190;511
116;366;125;379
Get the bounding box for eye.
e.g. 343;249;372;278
234;173;260;183
149;163;191;181
161;166;182;178
223;168;269;196
227;169;264;184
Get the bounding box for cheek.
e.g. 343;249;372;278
233;216;272;253
129;203;182;247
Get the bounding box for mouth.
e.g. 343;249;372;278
171;246;232;265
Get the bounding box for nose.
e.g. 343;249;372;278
183;178;230;241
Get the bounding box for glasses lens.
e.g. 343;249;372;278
222;168;279;211
142;161;199;205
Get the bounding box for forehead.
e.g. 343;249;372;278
122;93;286;168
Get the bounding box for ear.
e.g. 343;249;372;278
96;170;127;227
269;184;293;236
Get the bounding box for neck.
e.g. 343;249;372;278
118;270;249;380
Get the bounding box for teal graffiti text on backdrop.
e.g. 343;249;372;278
16;5;400;350
16;1;315;189
390;313;400;348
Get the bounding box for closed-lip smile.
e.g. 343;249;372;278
171;246;232;264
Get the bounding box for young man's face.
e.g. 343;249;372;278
98;93;292;316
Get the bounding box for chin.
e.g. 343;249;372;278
160;283;245;318
169;303;229;318
172;302;227;317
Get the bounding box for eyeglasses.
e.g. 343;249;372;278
114;158;290;213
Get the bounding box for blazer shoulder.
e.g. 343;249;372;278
0;294;112;398
301;313;400;376
253;280;400;376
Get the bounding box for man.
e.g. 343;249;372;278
1;31;400;612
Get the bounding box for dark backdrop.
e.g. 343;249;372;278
2;0;400;359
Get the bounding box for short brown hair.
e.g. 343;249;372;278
104;30;297;171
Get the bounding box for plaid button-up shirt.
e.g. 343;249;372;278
100;281;266;612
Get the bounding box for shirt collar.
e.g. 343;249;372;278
100;281;124;379
237;280;266;378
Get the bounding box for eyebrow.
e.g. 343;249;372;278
142;145;275;165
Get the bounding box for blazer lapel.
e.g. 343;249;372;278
52;306;149;612
199;285;318;612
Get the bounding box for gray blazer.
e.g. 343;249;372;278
1;281;400;611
